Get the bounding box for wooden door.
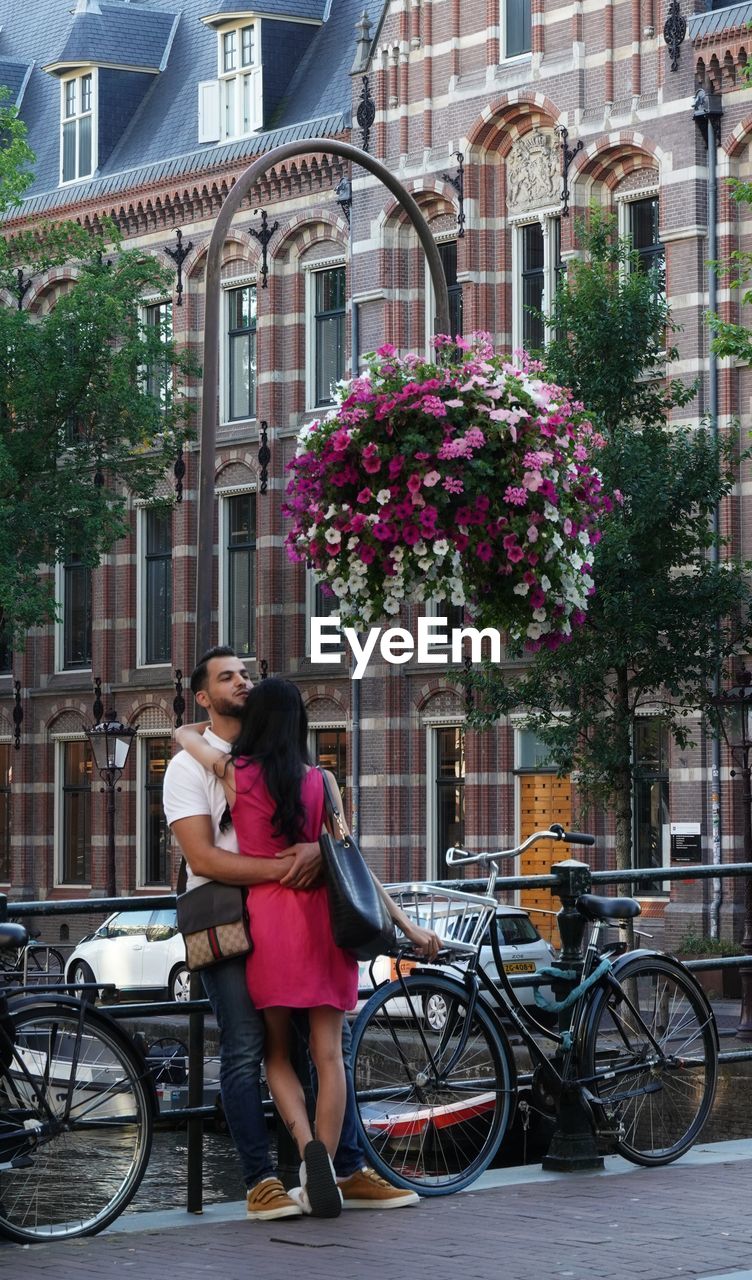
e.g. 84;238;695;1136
519;774;572;945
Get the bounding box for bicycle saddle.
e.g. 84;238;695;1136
576;894;641;921
0;922;28;951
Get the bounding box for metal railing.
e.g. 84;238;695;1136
1;855;751;1212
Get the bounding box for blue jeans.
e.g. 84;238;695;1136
200;957;364;1187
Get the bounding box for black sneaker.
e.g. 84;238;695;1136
300;1140;343;1218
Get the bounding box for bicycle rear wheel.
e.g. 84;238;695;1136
351;973;514;1194
0;1000;153;1242
582;954;718;1166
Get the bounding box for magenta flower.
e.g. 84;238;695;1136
476;542;494;562
362;443;382;473
356;487;372;505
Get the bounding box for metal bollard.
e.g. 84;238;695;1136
186;971;205;1212
541;859;604;1173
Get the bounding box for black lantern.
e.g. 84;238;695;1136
86;711;137;899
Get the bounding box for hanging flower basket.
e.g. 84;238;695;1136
284;334;611;650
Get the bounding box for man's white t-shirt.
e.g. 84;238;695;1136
163;728;238;891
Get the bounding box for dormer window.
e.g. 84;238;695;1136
219;21;261;139
61;71;95;183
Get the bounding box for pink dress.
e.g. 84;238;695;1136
231;760;358;1011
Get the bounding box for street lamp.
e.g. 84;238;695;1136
86;711;137;899
712;674;752;1039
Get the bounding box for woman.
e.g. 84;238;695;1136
175;677;440;1219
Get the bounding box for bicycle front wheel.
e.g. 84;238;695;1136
582;955;718;1166
24;946;65;985
351;973;514;1195
0;1001;153;1242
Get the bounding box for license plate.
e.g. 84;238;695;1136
390;958;417;981
503;961;536;974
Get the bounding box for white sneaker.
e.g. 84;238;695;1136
287;1185;312;1215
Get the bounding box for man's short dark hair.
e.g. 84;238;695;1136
190;646;238;696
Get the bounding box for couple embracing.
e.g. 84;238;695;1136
163;647;440;1220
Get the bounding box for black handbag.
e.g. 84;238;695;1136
318;769;396;961
175;859;253;972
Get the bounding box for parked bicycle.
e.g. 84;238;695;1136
351;825;719;1195
0;920;155;1243
0;931;65;987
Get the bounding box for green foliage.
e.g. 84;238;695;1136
0;108;198;640
465;208;752;867
676;932;745;958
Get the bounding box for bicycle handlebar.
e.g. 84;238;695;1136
446;823;596;867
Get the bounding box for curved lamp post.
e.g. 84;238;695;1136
196;138;451;663
86;712;137;899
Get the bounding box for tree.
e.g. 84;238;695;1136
465;210;752;876
0;101;197;641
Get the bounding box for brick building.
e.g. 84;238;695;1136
0;0;749;950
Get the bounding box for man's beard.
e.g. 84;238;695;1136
212;696;245;720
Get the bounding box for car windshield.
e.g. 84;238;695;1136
105;911;154;938
494;915;540;946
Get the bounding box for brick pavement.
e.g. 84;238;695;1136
2;1150;751;1280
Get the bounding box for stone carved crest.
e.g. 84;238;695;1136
507;132;559;215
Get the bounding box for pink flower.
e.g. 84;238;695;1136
423;471;441;488
421;395;447;418
442;477;464;493
476;542;493;562
388;456;406;479
358;544;376;564
376;343;397;357
356;487;372;504
362;443;381;474
402;525;421;545
527;525;539;542
504;485;528;506
507;544;525;563
407;473;423;495
530;587;546;609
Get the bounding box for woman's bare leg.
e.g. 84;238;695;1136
307;1007;346;1157
263;1007;313;1158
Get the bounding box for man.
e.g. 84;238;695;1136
163;646;419;1220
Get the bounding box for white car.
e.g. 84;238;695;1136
65;908;191;1003
358;904;556;1029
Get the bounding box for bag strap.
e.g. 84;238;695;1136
176;856;188;895
317;767;348;841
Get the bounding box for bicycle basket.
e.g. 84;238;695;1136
384;883;498;957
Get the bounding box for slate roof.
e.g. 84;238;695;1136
201;0;328;18
0;58;34;107
44;3;179;73
688;1;752;39
0;0;382;217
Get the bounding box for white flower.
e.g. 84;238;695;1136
527;622;542;640
376;489;391;505
331;578;347;596
451;591;465;606
346;537;358;551
324;505;338;520
533;608;547;622
324;528;341;545
383;597;401;614
513;582;529;596
540;575;551;592
433;539;449;557
544;504;559;523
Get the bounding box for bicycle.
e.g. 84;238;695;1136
0;931;65;987
0;919;156;1243
350;825;719;1195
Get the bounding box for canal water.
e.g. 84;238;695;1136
125;1057;752;1217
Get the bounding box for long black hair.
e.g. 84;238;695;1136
230;677;312;843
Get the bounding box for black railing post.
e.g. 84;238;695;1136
186;971;205;1212
0;894;6;922
542;858;604;1172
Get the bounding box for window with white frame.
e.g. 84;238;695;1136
61;71;95;183
56;552;92;672
512;215;561;352
503;0;531;58
57;738;92;885
144;299;173;403
140;735;171;886
427;724;465;878
310;265;346;407
305;569;340;657
221;490;256;657
311;726;347;807
225;283;257;422
139;506;172;666
219;21;262;139
425;240;463;350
